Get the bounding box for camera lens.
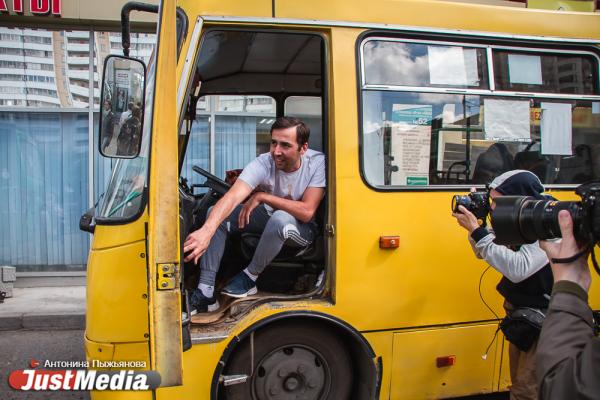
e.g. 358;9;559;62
523;200;582;241
519;200;556;241
492;197;583;245
491;196;532;245
452;195;470;213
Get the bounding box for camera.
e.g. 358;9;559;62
452;191;490;226
491;182;600;246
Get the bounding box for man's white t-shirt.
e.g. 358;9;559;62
238;149;326;215
119;110;132;125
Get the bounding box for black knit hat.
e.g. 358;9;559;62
489;170;545;199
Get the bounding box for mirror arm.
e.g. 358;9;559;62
120;2;159;57
79;207;96;234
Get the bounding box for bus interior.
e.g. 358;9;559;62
177;28;328;328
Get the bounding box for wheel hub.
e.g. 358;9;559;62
283;376;300;391
253;346;330;400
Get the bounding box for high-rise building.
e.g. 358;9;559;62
0;27;156;108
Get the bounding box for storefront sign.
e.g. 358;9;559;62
0;0;61;16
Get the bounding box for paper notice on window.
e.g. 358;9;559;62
541;102;572;155
464;49;480;86
508;54;542;85
592;102;600;114
484;99;531;141
428;46;468;86
115;70;131;88
390;104;432;186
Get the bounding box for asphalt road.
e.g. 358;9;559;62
0;329;509;400
0;329;89;400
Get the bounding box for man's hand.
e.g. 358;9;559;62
182;179;253;265
238;192;263;229
539;210;592;292
183;226;212;265
452;205;480;234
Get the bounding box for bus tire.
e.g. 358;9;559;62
222;320;353;400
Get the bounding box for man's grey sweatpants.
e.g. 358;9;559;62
198;205;316;286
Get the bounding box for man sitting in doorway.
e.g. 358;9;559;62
183;116;326;314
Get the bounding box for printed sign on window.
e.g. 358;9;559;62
541;102;572;155
508;54;542;85
115;70;131;88
484;99;531;141
428;46;479;86
390;104;432;186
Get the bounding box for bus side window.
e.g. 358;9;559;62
359;37;600;189
284;96;323;152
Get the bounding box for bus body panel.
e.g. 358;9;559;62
86;239;150;343
175;0;600;39
329;25;506;330
177;0;272;19
91;217;146;251
390;323;502;398
275;0;600;39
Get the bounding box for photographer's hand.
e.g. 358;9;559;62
452;205;480;234
539;210;591;292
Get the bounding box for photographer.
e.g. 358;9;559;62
453;170;553;400
537;210;599;399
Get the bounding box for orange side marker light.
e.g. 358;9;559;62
379;236;400;249
436;355;456;368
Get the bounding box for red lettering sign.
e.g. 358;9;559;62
30;0;49;14
0;0;60;14
50;0;59;15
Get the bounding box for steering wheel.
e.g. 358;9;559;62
192;165;230;196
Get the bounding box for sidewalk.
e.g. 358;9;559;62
0;286;86;331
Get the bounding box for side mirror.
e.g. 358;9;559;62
99;55;146;158
79;206;96;234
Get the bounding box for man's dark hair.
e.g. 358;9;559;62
270;116;310;148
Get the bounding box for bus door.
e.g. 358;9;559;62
145;0;183;387
95;0;183;387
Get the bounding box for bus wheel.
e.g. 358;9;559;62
223;320;353;400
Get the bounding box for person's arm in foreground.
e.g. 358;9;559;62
537;210;599;400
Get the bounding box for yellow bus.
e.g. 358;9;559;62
84;0;600;398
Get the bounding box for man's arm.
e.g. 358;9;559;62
183;179;253;264
536;282;598;400
238;187;324;227
453;205;548;282
471;231;549;283
260;187;324;223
